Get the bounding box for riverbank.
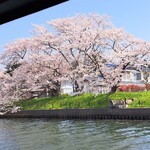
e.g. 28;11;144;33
17;93;110;110
1;109;150;120
17;92;150;110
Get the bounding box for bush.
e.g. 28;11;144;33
118;84;146;92
118;85;128;92
145;84;150;91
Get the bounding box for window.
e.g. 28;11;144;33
136;73;141;80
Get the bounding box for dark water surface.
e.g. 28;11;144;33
0;119;150;150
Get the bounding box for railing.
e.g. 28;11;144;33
27;101;106;110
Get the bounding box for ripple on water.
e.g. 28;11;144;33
0;119;150;150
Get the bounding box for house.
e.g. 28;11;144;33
121;69;144;85
121;67;150;85
60;76;111;95
60;66;150;95
60;80;74;94
21;87;48;99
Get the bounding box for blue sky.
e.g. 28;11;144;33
1;0;150;52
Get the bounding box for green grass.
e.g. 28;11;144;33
17;92;150;110
109;92;150;108
17;93;110;110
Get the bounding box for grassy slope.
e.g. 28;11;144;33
109;92;150;108
18;92;150;110
18;93;110;110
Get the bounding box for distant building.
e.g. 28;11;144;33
60;80;74;94
121;67;150;85
121;69;144;85
60;66;150;95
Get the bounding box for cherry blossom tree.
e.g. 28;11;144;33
31;13;150;92
0;38;65;101
1;13;150;104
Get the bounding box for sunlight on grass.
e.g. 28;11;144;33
18;92;150;110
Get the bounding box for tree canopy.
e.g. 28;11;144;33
0;13;150;103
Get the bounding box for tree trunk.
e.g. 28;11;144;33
52;81;61;96
110;85;118;93
74;80;79;92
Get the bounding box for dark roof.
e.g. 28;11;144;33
105;63;116;67
126;66;150;72
0;0;68;24
125;66;138;71
141;66;150;72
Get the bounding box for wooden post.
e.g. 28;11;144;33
138;100;141;106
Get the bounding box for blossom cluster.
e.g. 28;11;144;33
0;13;150;104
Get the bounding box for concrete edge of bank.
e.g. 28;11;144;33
0;108;150;120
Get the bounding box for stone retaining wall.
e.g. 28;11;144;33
0;108;150;120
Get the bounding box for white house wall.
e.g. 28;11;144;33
61;69;150;95
61;81;73;94
121;70;143;83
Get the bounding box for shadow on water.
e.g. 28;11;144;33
0;119;150;150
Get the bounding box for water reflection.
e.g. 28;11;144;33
0;119;150;150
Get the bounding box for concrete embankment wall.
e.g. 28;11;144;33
1;108;150;120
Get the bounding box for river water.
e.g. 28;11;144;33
0;119;150;150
